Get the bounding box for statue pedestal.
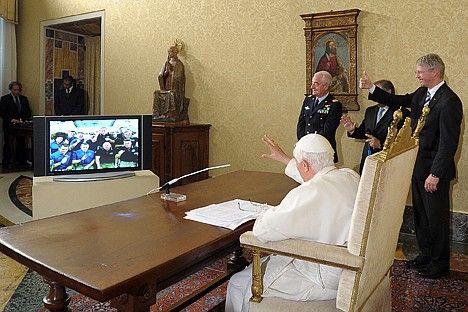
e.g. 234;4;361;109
151;123;210;186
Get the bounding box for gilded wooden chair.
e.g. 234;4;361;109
239;107;429;311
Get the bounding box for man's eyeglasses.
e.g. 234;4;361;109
415;69;433;75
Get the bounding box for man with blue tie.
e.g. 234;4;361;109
297;71;342;163
0;81;32;169
341;80;409;173
359;53;463;279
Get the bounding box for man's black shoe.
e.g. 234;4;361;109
405;256;430;269
417;266;449;279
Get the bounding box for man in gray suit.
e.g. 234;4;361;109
359;53;462;279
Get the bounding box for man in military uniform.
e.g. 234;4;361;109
297;71;342;162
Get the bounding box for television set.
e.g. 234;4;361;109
33;115;152;181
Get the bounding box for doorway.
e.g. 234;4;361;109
39;11;104;116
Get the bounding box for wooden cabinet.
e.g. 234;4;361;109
151;122;210;186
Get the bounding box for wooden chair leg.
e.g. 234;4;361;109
250;248;263;303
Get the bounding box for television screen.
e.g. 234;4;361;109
34;115;152;179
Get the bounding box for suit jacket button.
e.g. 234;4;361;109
307;123;310;126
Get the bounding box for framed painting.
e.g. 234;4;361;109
301;9;360;111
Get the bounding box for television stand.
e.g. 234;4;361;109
53;171;135;182
33;170;159;220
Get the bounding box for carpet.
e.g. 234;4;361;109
5;258;229;312
0;175;30;228
3;258;467;312
8;175;32;217
391;260;467;311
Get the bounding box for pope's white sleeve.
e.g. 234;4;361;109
285;158;304;184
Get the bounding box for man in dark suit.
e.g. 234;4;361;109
54;75;86;115
297;71;342;162
359;53;463;279
0;81;32;168
341;80;410;173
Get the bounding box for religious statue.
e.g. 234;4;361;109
153;39;190;123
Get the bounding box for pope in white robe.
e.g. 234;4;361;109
225;134;360;312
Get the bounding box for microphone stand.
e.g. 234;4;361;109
159;164;230;202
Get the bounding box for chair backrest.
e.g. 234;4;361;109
336;108;426;311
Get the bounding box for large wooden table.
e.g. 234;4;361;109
0;170;297;311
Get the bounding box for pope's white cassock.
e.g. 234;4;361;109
225;159;360;312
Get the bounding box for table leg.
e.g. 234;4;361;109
42;277;71;312
110;282;156;312
8;134;15;166
227;248;249;272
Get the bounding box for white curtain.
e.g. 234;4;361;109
85;36;101;115
0;18;16;95
0;17;17;163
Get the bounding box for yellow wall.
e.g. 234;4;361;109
17;0;468;213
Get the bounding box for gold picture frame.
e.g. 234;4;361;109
301;9;360;111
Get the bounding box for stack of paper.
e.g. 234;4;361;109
184;199;272;230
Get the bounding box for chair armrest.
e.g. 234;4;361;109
240;231;364;271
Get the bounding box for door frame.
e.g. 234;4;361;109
39;10;105;115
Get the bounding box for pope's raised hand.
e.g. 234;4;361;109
261;135;292;165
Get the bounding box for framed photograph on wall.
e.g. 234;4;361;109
301;9;360;111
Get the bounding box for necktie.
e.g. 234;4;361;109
313;98;319;109
376;107;385;124
423;91;431;107
14;96;21;111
